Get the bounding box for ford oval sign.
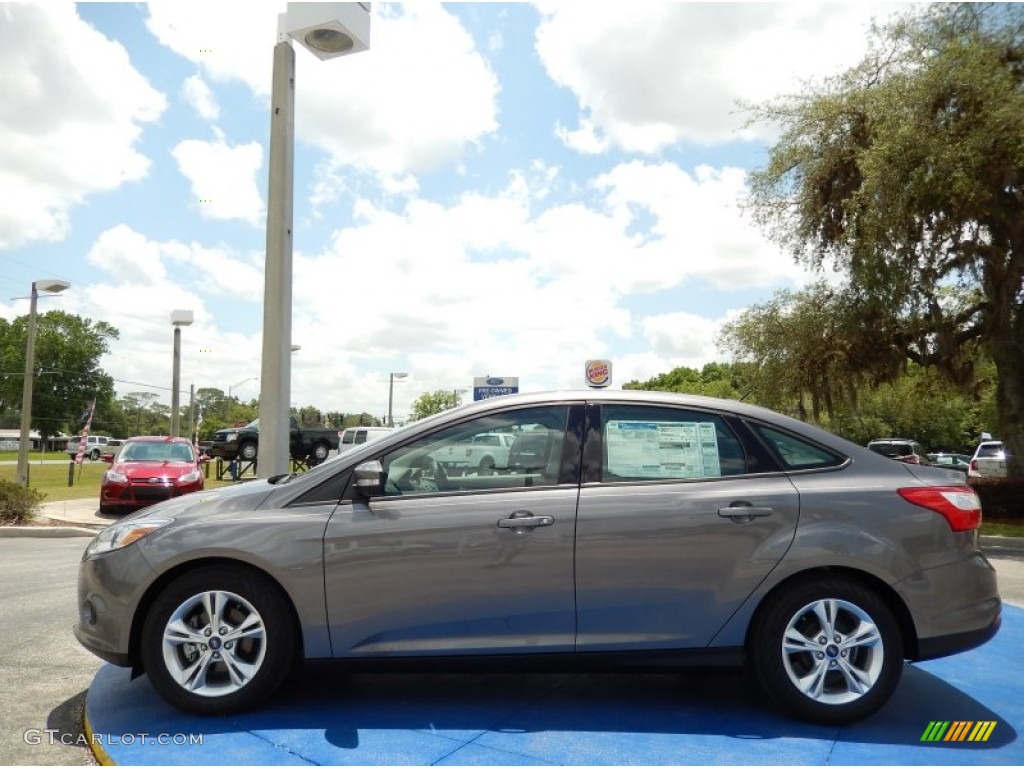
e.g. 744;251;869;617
486;378;505;386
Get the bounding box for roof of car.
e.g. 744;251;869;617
122;436;193;443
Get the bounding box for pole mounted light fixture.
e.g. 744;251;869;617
387;372;407;427
16;279;71;486
170;310;194;438
259;2;371;478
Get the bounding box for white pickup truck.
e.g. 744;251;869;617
433;432;515;475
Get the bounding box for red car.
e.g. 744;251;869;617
100;436;206;514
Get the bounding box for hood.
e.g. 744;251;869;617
114;460;199;480
119;478;278;524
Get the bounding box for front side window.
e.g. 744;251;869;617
376;406;569;497
600;405;747;482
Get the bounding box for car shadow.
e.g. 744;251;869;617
88;662;1017;755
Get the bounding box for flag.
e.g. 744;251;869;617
73;399;96;465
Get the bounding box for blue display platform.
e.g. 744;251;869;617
85;606;1024;765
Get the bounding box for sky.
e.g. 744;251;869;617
0;1;907;423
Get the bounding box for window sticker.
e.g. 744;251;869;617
606;420;722;479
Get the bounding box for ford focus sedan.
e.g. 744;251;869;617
75;390;1000;724
99;436;206;514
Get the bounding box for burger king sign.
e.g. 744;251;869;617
585;359;612;388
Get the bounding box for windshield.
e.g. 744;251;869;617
120;442;195;462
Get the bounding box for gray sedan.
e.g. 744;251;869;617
74;390;1000;724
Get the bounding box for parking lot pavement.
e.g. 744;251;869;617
85;606;1024;766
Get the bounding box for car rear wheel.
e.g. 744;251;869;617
750;577;903;724
141;566;296;715
89;448;101;461
477;457;495;476
238;442;258;462
311;442;330;463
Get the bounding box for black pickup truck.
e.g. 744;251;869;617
209;417;340;464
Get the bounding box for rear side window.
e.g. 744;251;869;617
755;425;845;470
341;431;355;445
600;406;747;481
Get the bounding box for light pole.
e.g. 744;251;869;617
229;377;258;400
453;388;468;408
170;310;194;437
259;3;370;478
16;279;70;486
388;372;407;427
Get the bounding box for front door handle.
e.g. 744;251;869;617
718;503;773;522
497;510;554;533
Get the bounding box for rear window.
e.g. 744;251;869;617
757;426;846;470
869;442;915;458
977;443;1004;458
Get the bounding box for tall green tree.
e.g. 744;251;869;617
624;362;749;401
745;3;1024;475
408;390;460;422
0;311;118;441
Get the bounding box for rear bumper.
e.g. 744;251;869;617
896;549;1002;661
916;610;1001;661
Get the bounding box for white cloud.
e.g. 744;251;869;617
146;3;500;185
182;74;220;121
536;3;904;153
0;3;166;249
171;138;265;225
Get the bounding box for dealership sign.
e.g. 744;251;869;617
473;376;519;401
585;359;612;388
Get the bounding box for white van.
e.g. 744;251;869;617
337;426;393;454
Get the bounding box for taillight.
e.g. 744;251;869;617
970;459;978;471
898;486;982;532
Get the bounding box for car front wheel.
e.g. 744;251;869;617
140;566;296;715
750;577;903;724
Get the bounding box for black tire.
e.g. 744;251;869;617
238;442;258;462
749;576;903;724
140;565;296;715
477;456;495;476
312;442;330;463
89;448;101;461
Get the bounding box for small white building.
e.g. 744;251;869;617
0;429;70;452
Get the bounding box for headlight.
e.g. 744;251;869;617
84;520;170;559
225;433;238;442
105;469;128;483
179;469;201;483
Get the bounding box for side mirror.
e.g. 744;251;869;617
198;454;211;464
100;453;115;464
353;460;385;497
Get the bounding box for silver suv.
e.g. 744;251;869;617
867;438;929;465
75;390;1000;724
66;434;110;461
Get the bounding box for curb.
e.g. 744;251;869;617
0;524;99;538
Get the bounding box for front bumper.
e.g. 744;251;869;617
73;543;158;668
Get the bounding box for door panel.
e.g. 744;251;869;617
575;403;799;650
323;404;579;657
576;477;799;649
325;489;578;655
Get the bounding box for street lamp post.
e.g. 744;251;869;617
259;3;370;478
16;279;71;486
388;372;407;427
170;310;194;437
453;388;468;408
